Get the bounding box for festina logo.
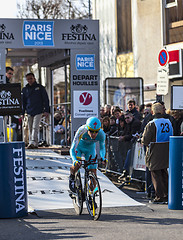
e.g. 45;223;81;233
0;90;19;105
13;147;25;213
0;24;15;40
62;24;96;41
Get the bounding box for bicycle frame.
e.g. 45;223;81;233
71;155;102;220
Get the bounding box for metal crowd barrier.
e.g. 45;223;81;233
106;135;132;173
105;135;146;190
38;117;51;146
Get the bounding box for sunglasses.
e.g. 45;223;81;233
89;129;99;133
125;117;130;120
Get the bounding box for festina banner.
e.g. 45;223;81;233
0;83;22;116
0;19;99;49
0;142;28;218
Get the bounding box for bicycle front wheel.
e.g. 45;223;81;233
72;172;83;215
85;172;102;221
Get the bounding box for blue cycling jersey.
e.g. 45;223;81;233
70;124;106;168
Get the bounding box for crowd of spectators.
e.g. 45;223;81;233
53;106;71;146
100;100;183;140
100;99;183;202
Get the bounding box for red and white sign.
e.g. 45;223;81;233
73;90;98;118
79;92;92;105
168;49;180;64
168;49;182;79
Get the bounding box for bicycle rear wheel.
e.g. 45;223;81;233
72;172;83;215
85;172;102;221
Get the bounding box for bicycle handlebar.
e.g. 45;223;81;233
79;155;98;167
79;156;107;169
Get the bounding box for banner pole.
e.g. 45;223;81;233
3;116;8;142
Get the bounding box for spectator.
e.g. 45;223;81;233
141;103;173;204
101;116;110;134
126;99;141;120
54;112;62;126
100;106;105;119
170;110;183;136
118;115;126;136
146;103;152;109
139;104;145;121
140;104;153;132
118;112;141;142
6;66;14;84
118;112;141;180
22;72;50;149
103;104;111;117
54;112;65;145
108;115;118;136
113;108;123;125
110;105;118;116
140;103;155;199
61;115;71;146
157;101;177;135
136;105;140;112
61;109;71;130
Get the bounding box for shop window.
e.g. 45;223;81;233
165;0;183;44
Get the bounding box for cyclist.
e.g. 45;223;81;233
69;117;106;193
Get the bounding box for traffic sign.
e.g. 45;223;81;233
158;49;169;67
157;66;169;95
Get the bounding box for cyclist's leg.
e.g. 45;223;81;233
70;149;82;175
69;149;82;193
86;149;98;192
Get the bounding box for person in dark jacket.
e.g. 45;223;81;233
126;99;141;120
119;112;141;142
6;66;14;83
141;103;173;204
108;115;118;136
118;112;141;180
22;72;49;149
155;101;177;135
118;115;126;136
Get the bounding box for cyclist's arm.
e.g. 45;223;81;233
98;130;106;161
70;126;86;162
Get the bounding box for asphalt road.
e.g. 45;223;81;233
1;188;183;240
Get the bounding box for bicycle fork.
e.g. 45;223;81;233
85;173;96;216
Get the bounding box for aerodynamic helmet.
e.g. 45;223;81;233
86;117;101;132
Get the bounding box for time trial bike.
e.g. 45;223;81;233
69;155;102;221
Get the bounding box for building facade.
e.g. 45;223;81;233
93;0;183;109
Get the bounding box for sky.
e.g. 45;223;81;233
0;0;23;18
0;0;88;18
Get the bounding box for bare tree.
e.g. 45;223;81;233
17;0;90;19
